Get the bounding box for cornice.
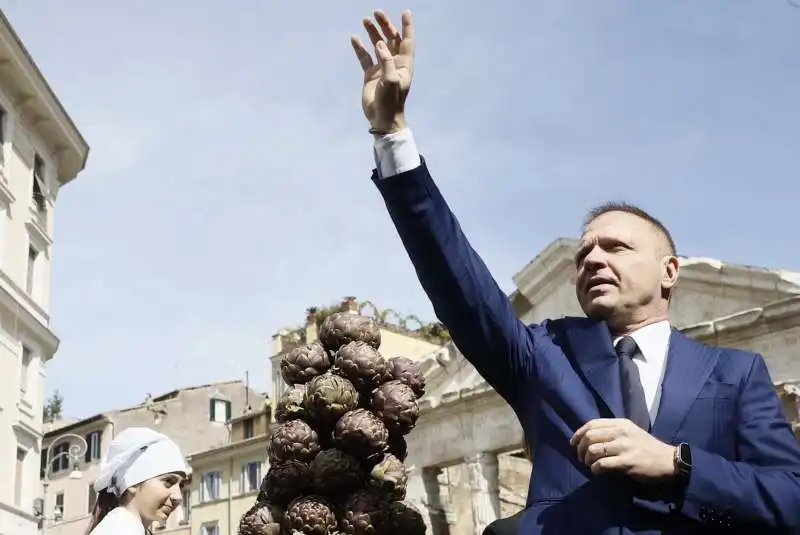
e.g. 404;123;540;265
682;295;800;345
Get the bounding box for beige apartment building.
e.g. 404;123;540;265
0;8;90;535
185;408;272;535
39;380;266;535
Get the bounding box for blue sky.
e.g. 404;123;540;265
1;1;798;419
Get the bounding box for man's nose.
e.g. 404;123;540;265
582;246;607;268
170;487;183;504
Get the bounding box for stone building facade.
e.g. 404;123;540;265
402;238;800;535
0;8;89;535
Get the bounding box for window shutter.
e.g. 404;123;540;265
84;434;91;463
240;465;246;494
225;401;232;422
209;399;215;422
40;449;47;478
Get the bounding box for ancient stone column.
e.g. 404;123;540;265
465;452;500;535
405;466;435;535
422;466;450;535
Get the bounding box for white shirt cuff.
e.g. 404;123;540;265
372;128;421;179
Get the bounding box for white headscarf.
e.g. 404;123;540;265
94;428;187;496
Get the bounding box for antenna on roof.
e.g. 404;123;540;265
244;371;251;414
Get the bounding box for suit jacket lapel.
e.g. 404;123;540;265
564;319;624;419
651;329;720;442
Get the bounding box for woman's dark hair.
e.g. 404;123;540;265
85;489;119;534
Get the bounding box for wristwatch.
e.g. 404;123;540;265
667;443;692;510
674;442;692;484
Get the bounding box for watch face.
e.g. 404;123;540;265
679;443;692;467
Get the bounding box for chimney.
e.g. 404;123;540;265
305;308;319;342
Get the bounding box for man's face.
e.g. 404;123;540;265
575;211;673;322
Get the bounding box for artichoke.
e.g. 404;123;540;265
334;342;388;393
387;434;407;462
238;502;283;535
369;453;408;500
276;385;307;423
268;420;321;464
332;409;389;462
281;342;331;386
371;380;420;435
388;501;426;535
387;356;426;398
319;312;381;353
309;448;364;497
259;460;311;506
283;496;338;535
304;373;359;429
340;489;392;535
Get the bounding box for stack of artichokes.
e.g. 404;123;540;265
239;311;428;535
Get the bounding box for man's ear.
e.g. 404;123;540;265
662;255;679;291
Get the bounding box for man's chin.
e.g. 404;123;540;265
583;299;616;320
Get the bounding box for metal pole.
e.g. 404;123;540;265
41;480;48;535
40;433;89;532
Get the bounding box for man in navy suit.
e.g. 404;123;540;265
350;9;800;534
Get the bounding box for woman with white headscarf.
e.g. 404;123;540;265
85;427;188;535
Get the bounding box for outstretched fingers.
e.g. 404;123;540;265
375;41;398;83
374;10;399;41
363;17;384;47
401;9;414;41
350;35;374;71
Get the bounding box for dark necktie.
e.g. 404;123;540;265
615;336;650;430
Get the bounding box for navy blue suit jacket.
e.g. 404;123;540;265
484;511;524;535
373;160;800;534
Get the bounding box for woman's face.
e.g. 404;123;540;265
128;472;185;524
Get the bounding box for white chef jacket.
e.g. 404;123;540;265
88;507;149;535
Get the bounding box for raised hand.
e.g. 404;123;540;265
350;9;415;135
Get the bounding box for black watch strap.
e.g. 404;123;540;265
670;443;692;510
674;442;692;481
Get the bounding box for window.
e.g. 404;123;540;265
200;471;221;502
26;245;38;294
243;417;254;439
180;487;191;523
20;345;32;396
200;522;219;535
15;447;26;506
0;106;5;164
0;203;8;268
54;492;64;521
84;431;102;462
209;398;231;423
88;483;97;513
32;155;46;212
40;448;48;478
241;461;261;493
50;442;70;473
